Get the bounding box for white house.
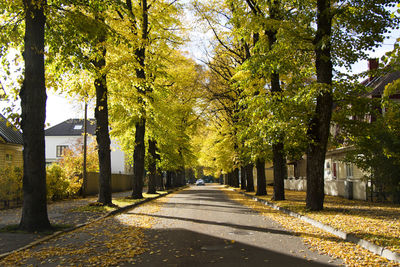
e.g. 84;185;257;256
45;119;131;174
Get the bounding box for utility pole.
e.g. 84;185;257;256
82;101;88;197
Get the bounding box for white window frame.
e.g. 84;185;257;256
56;145;69;157
346;163;353;179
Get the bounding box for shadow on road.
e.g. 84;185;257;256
128;212;341;243
131;226;334;267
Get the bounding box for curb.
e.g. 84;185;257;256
232;188;400;264
0;186;187;260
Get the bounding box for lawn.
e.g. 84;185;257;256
242;187;400;254
224;187;400;266
70;191;168;213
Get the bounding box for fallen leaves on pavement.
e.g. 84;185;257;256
223;188;399;266
0;194;166;266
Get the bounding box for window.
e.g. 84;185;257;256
332;162;337;179
5;154;12;162
74;125;83;130
56;145;68;157
346;163;353;179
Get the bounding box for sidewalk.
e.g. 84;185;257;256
0;189;165;256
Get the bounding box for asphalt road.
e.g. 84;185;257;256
125;184;343;266
3;185;343;266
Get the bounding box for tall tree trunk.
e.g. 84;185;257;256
256;158;267;196
155;163;163;191
228;171;233;186
131;0;148;199
166;171;172;189
147;139;157;194
245;163;255;192
233;167;240;188
178;150;185;186
240;166;246;190
266;0;286;201
179;168;185;186
19;0;52;232
306;0;333;211
94;43;112;205
157;169;164;190
132;119;145;199
172;171;179;187
272;142;286;200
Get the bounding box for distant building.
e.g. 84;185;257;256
45;118;132;174
284;59;400;201
0;113;23;169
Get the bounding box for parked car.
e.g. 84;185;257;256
195;179;205;186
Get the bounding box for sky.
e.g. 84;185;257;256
0;4;399;128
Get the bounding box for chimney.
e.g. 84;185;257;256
368;58;379;81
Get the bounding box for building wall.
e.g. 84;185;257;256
45;136;81;163
284;178;367;200
110;141;126;174
283;147;367;200
0;143;23;169
84;172;133;195
45;135;128;174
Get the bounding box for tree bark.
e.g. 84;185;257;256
255;158;267;196
132;118;145;199
156;168;164;191
177;150;185;186
94;48;112;205
147;139;157;194
245;163;255;192
19;0;52;232
306;0;333;211
227;171;233;186
131;0;149;199
233;167;240;188
172;171;179;187
266;0;286;201
272;142;286;200
240;166;246;190
166;171;172;189
178;168;185;186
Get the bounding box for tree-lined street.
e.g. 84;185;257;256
1;0;400;265
1;186;343;266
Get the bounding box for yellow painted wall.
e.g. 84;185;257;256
0;143;23;169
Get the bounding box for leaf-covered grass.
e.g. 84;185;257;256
0;198;165;266
223;188;398;266
240;186;400;254
69;191;167;213
70;204;116;213
0;224;73;235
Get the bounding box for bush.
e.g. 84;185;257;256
58;139;99;180
0;166;23;202
0;164;83;205
46;164;82;201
